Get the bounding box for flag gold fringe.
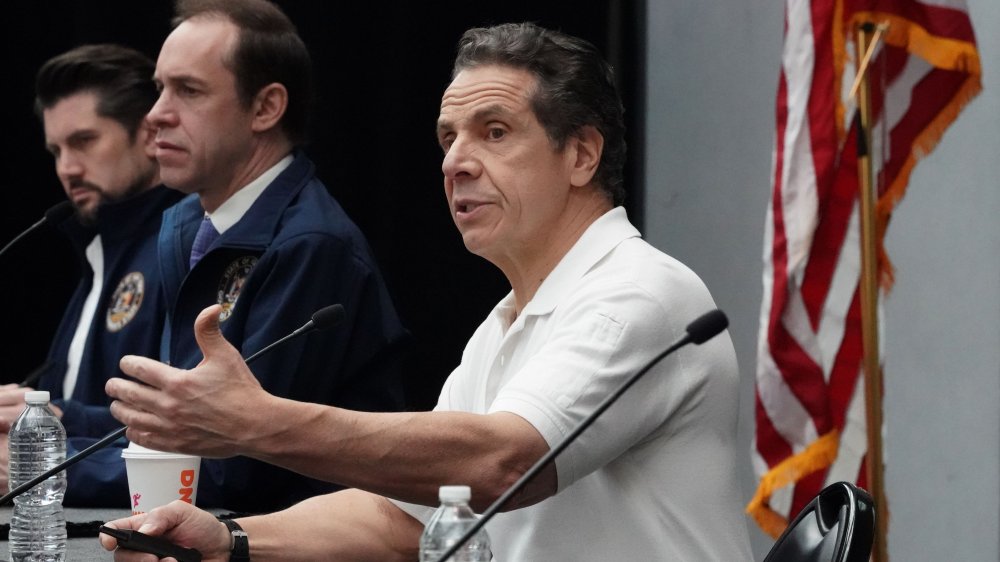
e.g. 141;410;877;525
840;11;983;288
746;430;840;538
753;0;982;542
874;72;981;287
848;11;983;287
833;0;849;142
850;12;981;75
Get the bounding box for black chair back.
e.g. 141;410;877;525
762;481;875;562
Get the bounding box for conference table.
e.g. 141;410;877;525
0;507;124;559
0;507;237;559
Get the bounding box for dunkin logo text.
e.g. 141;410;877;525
131;468;198;515
179;469;196;503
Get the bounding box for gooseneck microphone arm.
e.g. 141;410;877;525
0;201;74;260
433;309;730;562
243;303;344;364
18;360;53;388
0;303;346;506
7;204;79;388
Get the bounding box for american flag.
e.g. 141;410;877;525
748;0;981;537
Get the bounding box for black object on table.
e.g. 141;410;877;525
99;525;202;562
0;507;243;559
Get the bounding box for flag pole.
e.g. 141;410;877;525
854;21;889;562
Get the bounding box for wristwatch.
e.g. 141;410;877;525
221;518;250;561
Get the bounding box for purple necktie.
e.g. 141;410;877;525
189;216;220;268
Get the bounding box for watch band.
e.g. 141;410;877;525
221;518;250;561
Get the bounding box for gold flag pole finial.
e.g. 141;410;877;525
849;22;890;100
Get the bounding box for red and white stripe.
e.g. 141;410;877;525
750;0;980;536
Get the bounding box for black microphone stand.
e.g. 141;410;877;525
433;309;729;562
0;201;74;260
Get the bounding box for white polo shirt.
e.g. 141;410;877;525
399;207;751;561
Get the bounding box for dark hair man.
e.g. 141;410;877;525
103;22;751;559
116;0;408;512
0;44;185;505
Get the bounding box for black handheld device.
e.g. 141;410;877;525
99;525;203;562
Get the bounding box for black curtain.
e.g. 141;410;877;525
0;1;644;411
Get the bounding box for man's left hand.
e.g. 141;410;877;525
0;385;31;429
100;500;231;561
0;385;63;428
0;431;8;494
106;304;273;458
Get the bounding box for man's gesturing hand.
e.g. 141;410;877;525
106;305;271;458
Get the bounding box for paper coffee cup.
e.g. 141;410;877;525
121;443;201;515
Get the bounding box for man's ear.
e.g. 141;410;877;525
569;125;604;188
140;119;157;159
250;83;288;133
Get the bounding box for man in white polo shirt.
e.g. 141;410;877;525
103;21;751;561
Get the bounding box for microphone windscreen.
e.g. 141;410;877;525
311;304;345;331
685;309;728;344
43;200;75;224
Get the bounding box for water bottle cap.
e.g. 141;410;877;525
24;391;50;404
438;485;471;502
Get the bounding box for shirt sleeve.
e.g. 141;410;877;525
488;278;722;492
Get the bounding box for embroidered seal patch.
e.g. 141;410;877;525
217;256;257;321
106;272;145;332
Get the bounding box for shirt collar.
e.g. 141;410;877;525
521;206;640;317
206;154;294;234
488;207;640;331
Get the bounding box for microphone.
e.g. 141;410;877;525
243;304;344;363
0;303;346;506
0;201;74;260
433;309;730;562
18;360;53;388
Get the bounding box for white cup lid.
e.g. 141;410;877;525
121;442;199;460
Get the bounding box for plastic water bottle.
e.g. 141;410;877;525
420;485;491;561
8;390;67;562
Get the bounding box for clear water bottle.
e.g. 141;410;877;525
420;485;492;562
8;390;67;562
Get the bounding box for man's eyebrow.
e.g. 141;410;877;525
437;103;514;136
435;119;452;138
66;129;96;141
46;128;96;150
156;72;210;88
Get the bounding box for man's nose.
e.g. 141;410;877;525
146;90;177;128
441;136;482;180
56;151;83;181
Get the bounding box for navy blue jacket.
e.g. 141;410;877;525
37;186;185;506
158;153;408;512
